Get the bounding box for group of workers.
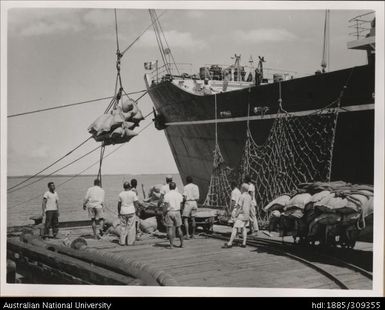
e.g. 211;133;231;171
41;175;200;249
41;173;258;249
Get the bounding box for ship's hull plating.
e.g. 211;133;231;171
147;64;375;201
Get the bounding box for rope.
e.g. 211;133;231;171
7;137;93;192
121;10;166;56
8;145;102;194
326;67;355;181
9;119;155;209
7;91;146;118
97;145;106;186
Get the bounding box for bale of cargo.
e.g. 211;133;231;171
109;107;125;130
139;217;158;234
122;121;137;130
310;190;332;203
264;194;290;212
131;110;144;123
283;208;304;219
88;113;114;135
284;193;311;211
122;98;135;113
361;196;373;218
103;129;138;146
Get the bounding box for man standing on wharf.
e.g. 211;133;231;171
42;181;59;239
83;179;105;239
182;176;200;239
118;181;139;246
223;183;252;248
163;181;184;249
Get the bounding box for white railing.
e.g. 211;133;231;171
348;11;375;40
148;62;302;84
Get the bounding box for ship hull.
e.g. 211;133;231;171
146;64;375;200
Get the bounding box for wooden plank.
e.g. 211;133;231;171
7;239;139;285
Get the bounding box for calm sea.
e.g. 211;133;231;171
7;174;183;227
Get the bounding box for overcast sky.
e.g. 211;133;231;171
4;2;375;176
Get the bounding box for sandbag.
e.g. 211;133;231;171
122;98;135;113
104;129;138;146
122;121;136;130
271;210;281;218
361;196;373;218
88;113;114;135
284;193;311;210
264;195;290;212
131;110;144;123
284;208;304;219
310;190;331;203
110;127;125;139
110;108;125;130
139;217;157;234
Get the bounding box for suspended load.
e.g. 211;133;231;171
88;98;144;145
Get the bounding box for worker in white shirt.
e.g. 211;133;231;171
83;179;105;239
163;182;184;249
182;176;200;239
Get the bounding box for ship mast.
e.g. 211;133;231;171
321;10;330;73
149;9;179;77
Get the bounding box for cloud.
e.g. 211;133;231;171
136;30;206;50
83;9;116;28
19;20;82;36
8;8;84;37
234;28;298;43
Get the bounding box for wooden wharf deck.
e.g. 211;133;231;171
12;224;370;289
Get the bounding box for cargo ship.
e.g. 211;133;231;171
145;11;375;213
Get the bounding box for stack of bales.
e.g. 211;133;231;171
88;98;144;145
264;181;373;247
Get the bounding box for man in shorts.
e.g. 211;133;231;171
83;179;105;239
223;183;251;248
42;181;59;239
163;182;184;249
182;176;200;239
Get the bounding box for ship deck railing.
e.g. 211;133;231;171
348;11;375;40
148;62;302;87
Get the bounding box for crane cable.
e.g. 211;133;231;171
9;119;155;210
8;110;155;196
7;90;146;119
7;137;93;192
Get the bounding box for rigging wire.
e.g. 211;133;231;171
7;90;147;118
8;144;102;194
156;11;180;76
9;119;155;209
121;10;166;56
7;137;93;192
8;10;154;195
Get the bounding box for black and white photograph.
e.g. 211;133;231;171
1;1;384;297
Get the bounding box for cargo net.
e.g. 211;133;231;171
240;107;339;225
203;144;232;215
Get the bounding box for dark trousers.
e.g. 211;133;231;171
44;210;59;237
